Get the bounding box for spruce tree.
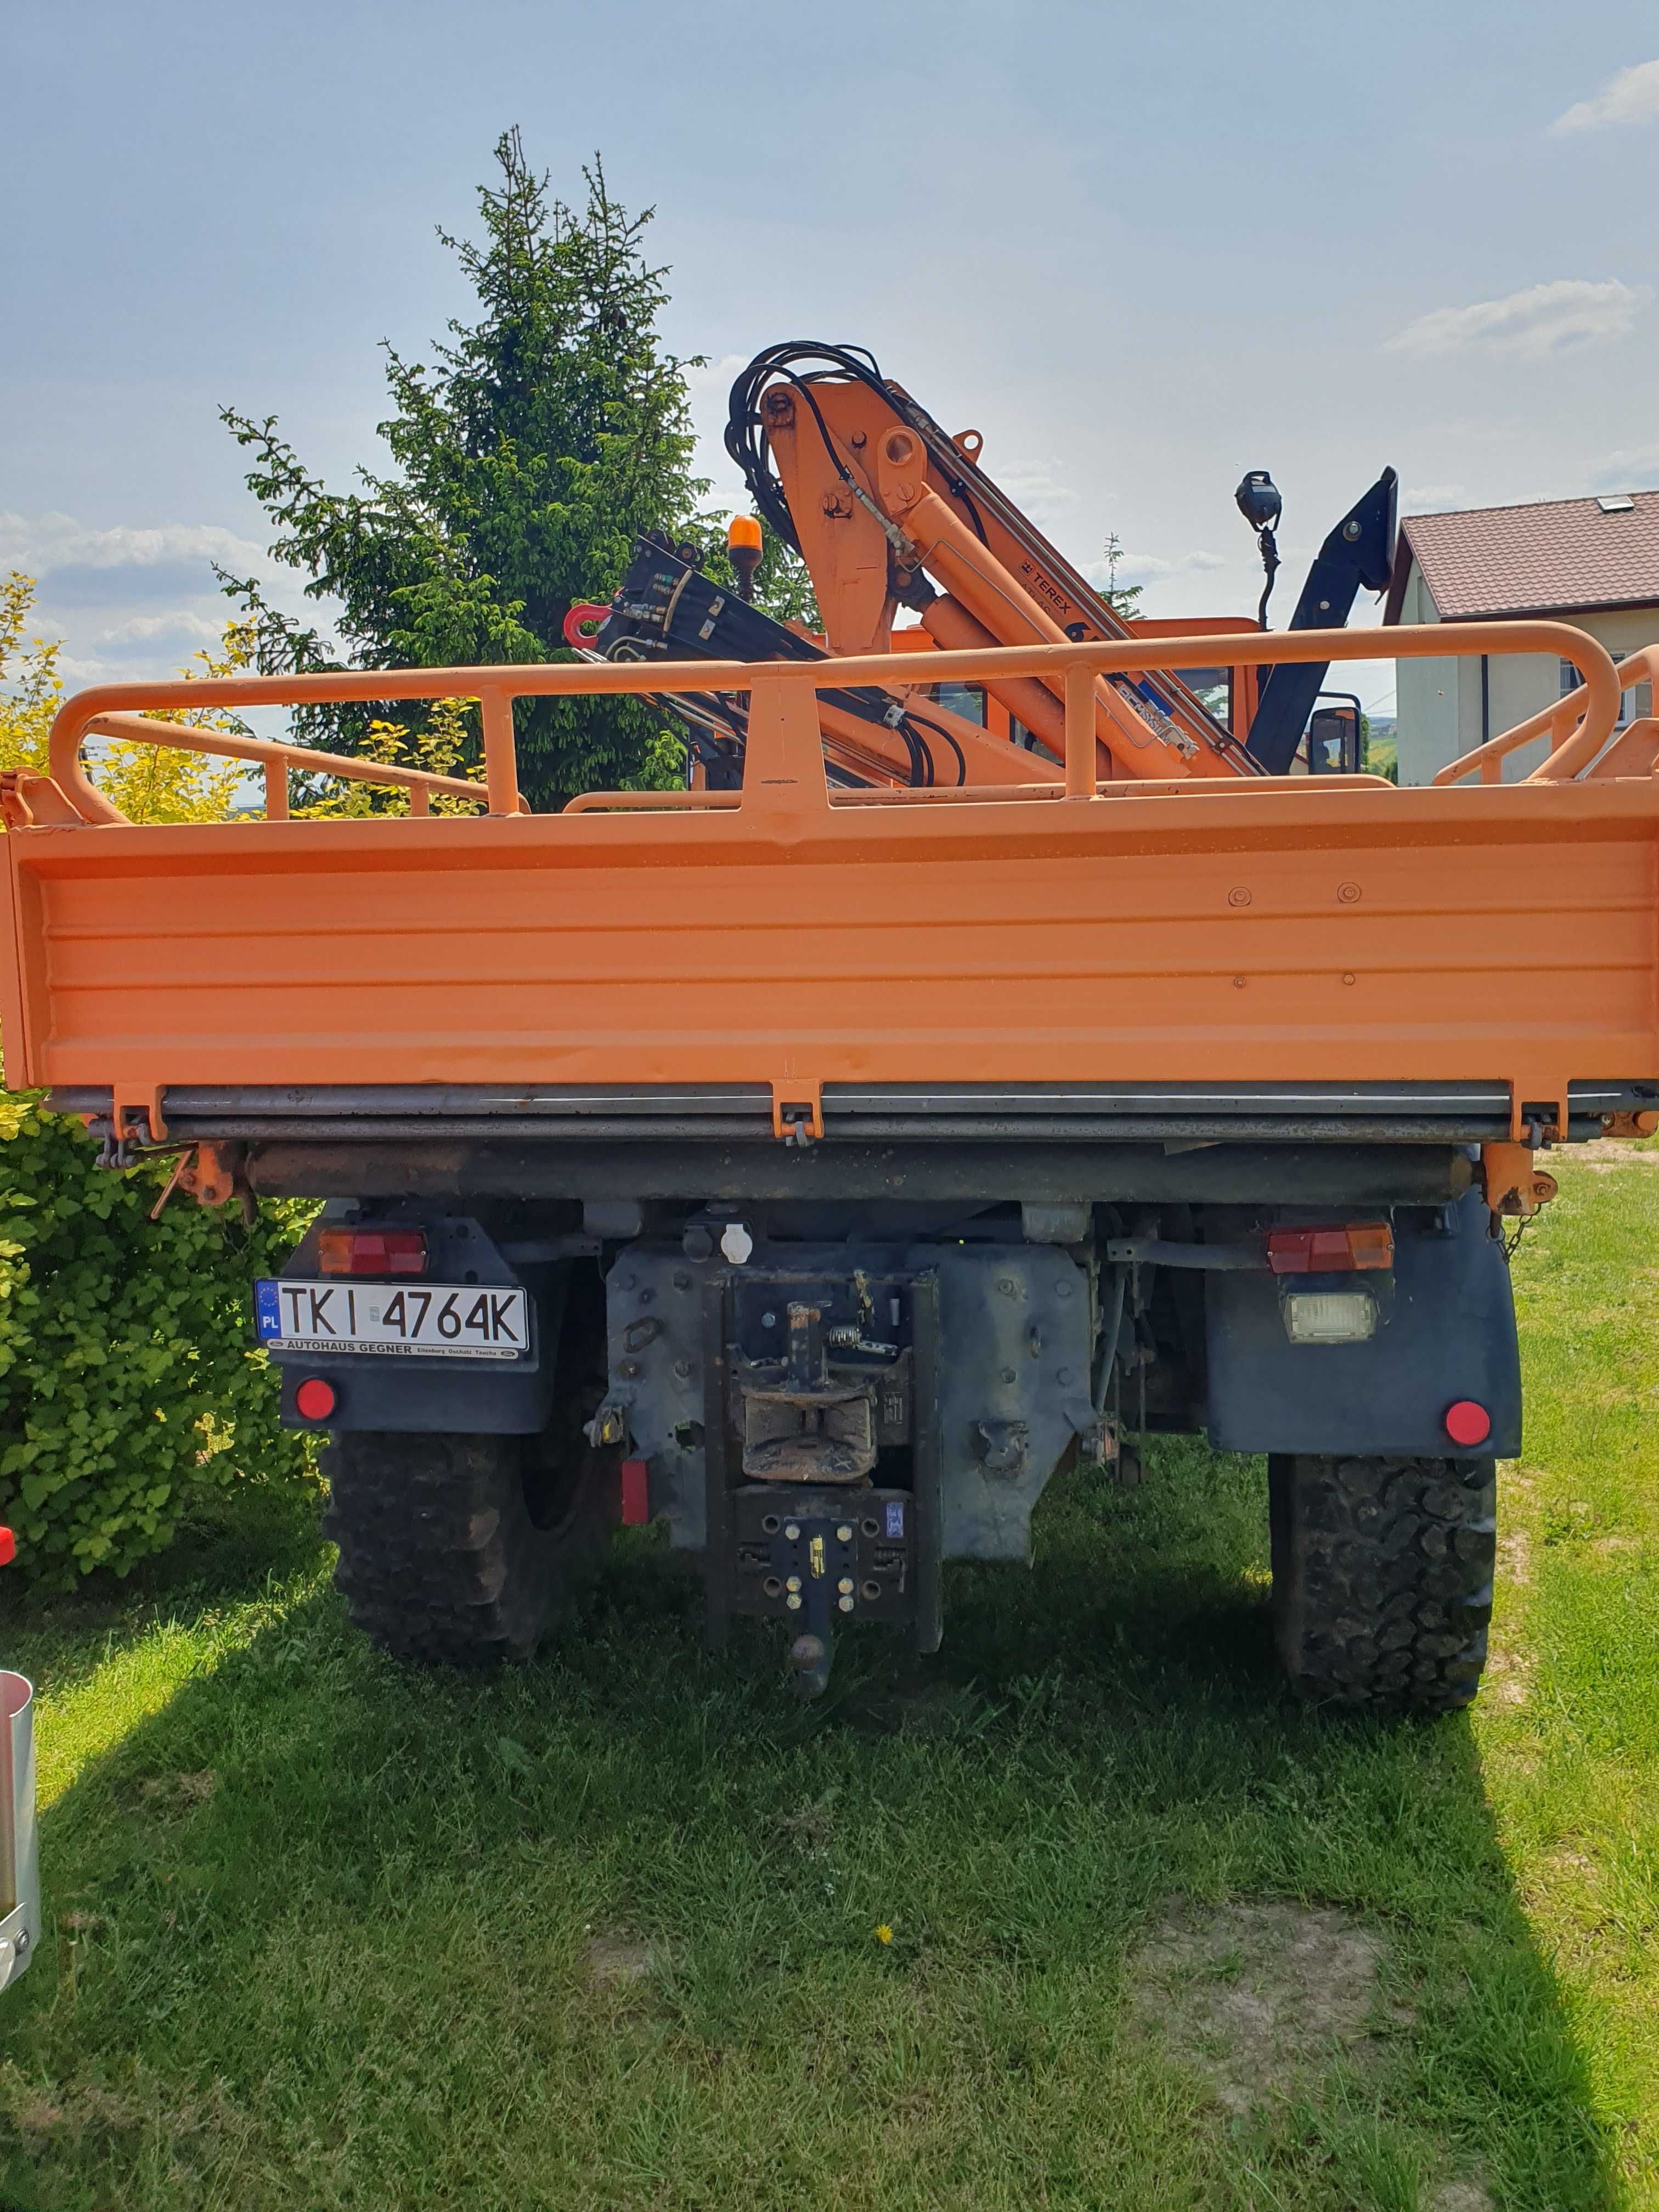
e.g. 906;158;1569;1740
219;132;707;812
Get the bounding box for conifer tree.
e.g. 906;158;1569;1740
220;133;708;812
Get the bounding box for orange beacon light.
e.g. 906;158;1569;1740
726;514;764;602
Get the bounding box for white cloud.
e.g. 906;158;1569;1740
683;352;749;394
0;511;334;691
1550;58;1659;135
1402;483;1466;511
0;509;273;578
992;461;1078;524
1588;443;1659;492
52;651;128;685
1082;549;1226;590
1383;278;1645;361
89;610;227;647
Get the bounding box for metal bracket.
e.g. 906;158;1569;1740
112;1086;168;1147
180;1141;247;1209
1479;1142;1559;1219
772;1084;823;1145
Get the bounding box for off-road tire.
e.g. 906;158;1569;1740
323;1426;616;1666
1268;1453;1497;1712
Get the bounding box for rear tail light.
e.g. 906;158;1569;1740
294;1378;337;1423
1444;1399;1491;1447
1267;1222;1393;1274
0;1527;14;1567
619;1459;650;1525
317;1227;428;1278
1280;1287;1379;1344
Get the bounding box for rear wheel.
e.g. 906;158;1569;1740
1268;1453;1496;1711
322;1262;616;1666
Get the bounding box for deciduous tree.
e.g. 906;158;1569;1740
0;572;242;825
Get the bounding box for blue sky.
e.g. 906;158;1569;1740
5;0;1657;715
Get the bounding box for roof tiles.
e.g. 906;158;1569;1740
1384;488;1659;622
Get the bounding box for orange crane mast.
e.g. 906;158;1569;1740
740;357;1253;782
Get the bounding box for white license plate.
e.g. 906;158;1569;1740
255;1278;530;1361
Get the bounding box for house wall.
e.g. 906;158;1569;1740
1393;562;1659;783
1393;565;1461;786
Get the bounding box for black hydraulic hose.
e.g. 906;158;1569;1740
903;709;968;786
725;340;982;554
726;342;1249;770
1256;524;1281;630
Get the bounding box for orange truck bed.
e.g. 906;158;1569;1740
2;622;1655;1159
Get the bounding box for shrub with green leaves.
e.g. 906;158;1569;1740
0;1094;314;1585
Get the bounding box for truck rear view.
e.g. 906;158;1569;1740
4;362;1657;1708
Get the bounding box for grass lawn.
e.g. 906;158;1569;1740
2;1154;1656;2209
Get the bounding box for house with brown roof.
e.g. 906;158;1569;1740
1383;489;1659;783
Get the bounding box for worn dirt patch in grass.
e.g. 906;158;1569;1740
1126;1899;1406;2116
1483;1638;1534;1708
1426;2183;1496;2211
583;1934;656;1985
1564;1139;1659;1171
138;1769;217;1811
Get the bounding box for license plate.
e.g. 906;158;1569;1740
255;1278;530;1361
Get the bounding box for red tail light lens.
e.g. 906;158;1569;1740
1267;1223;1394;1275
620;1459;650;1525
317;1227;428;1278
0;1527;15;1567
1444;1399;1491;1447
295;1378;337;1422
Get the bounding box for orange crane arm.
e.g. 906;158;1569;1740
729;349;1259;784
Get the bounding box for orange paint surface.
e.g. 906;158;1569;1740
0;624;1650;1147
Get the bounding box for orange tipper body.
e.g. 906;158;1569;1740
0;622;1652;1141
5;619;1657;1710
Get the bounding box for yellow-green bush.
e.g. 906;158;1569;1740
0;1094;314;1585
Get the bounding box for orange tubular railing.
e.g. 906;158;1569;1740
80;714;487;821
1434;645;1659;787
30;620;1629;823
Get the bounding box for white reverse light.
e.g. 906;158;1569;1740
1281;1287;1378;1345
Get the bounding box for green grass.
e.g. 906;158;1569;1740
2;1159;1657;2209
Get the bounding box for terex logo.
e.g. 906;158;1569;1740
1018;560;1070;614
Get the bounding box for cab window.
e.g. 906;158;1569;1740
924;682;988;725
1170;666;1232;726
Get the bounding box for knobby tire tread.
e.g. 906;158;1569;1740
1269;1453;1497;1712
323;1429;610;1667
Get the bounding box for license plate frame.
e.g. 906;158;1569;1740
255;1278;532;1362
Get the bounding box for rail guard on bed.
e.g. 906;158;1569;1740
2;619;1637;830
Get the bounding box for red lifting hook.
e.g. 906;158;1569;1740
562;602;612;651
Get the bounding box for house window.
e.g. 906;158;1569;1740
1560;657;1653;727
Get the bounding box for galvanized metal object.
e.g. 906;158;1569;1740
0;1668;37;1995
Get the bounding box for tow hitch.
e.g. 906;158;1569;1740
702;1274;944;1697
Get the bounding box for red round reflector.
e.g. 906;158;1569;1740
0;1526;15;1567
1444;1399;1491;1448
295;1378;337;1423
